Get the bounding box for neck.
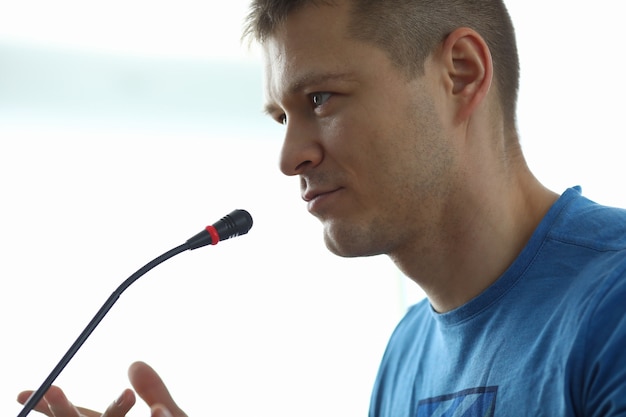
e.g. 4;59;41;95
391;142;558;313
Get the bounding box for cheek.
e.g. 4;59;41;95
371;107;453;199
318;115;364;164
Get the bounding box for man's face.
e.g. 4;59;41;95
262;0;459;260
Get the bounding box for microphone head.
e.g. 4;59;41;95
186;209;253;250
213;209;253;241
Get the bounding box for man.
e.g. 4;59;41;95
18;0;626;415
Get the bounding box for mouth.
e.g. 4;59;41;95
302;187;343;214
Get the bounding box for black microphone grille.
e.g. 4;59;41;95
185;209;253;250
215;209;253;241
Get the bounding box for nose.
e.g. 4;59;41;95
279;117;323;176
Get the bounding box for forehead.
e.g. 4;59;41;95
261;0;359;101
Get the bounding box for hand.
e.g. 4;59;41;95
17;362;186;417
16;386;135;417
125;361;187;417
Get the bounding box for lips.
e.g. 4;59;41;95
302;187;343;215
302;187;340;202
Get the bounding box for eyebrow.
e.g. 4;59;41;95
263;71;356;116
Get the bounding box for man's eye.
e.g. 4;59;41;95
279;114;287;125
310;92;332;107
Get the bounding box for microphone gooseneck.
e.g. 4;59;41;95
16;209;253;417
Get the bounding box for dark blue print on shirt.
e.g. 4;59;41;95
416;386;497;417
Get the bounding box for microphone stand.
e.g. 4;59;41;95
16;209;252;417
17;243;188;417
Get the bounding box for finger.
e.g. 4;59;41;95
44;386;82;417
100;388;136;417
16;390;33;405
17;387;79;417
17;390;54;417
75;408;104;417
127;362;186;417
150;405;173;417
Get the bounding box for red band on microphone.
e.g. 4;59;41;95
205;225;220;245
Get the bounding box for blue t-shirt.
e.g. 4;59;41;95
369;187;626;416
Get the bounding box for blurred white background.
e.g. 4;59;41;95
1;1;624;417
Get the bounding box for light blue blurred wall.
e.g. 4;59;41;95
0;41;266;136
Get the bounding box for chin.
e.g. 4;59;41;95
322;228;382;259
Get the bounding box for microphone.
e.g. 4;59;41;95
186;208;254;249
16;209;253;417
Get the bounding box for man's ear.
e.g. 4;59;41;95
440;27;493;123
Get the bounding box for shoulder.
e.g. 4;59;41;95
566;265;626;415
377;299;434;359
548;187;626;252
554;191;626;414
396;299;433;335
